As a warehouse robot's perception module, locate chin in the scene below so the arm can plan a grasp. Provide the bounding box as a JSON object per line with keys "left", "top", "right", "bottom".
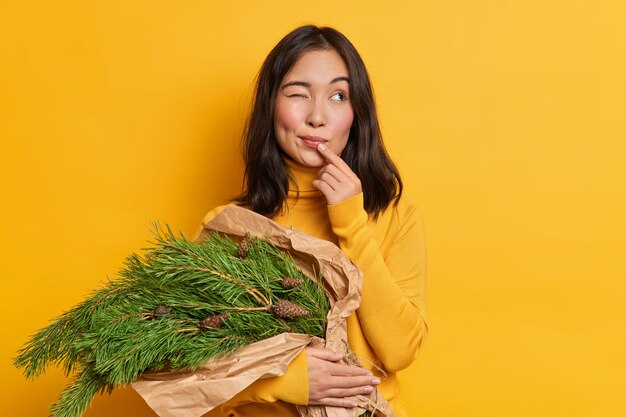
{"left": 299, "top": 155, "right": 325, "bottom": 167}
{"left": 291, "top": 149, "right": 323, "bottom": 167}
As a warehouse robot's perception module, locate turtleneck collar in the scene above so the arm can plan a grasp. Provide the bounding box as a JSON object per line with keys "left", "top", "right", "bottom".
{"left": 284, "top": 157, "right": 320, "bottom": 192}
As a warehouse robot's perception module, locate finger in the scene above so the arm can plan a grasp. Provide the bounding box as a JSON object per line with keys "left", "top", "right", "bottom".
{"left": 312, "top": 179, "right": 335, "bottom": 197}
{"left": 326, "top": 362, "right": 375, "bottom": 377}
{"left": 316, "top": 143, "right": 350, "bottom": 172}
{"left": 306, "top": 347, "right": 342, "bottom": 362}
{"left": 309, "top": 397, "right": 359, "bottom": 408}
{"left": 316, "top": 143, "right": 354, "bottom": 177}
{"left": 317, "top": 172, "right": 341, "bottom": 191}
{"left": 327, "top": 375, "right": 379, "bottom": 388}
{"left": 318, "top": 163, "right": 348, "bottom": 183}
{"left": 325, "top": 385, "right": 374, "bottom": 398}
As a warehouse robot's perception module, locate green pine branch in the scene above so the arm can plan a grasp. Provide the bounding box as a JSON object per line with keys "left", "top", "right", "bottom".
{"left": 13, "top": 224, "right": 330, "bottom": 417}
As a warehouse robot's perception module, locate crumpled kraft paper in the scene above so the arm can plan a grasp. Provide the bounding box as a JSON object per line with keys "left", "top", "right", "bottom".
{"left": 132, "top": 204, "right": 394, "bottom": 417}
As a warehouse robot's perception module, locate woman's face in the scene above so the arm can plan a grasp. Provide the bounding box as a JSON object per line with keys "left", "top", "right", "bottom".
{"left": 274, "top": 49, "right": 354, "bottom": 167}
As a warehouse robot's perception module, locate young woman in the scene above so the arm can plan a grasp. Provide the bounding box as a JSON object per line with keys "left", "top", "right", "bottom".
{"left": 195, "top": 25, "right": 428, "bottom": 417}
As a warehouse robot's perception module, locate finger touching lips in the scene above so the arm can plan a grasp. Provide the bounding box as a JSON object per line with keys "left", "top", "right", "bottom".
{"left": 316, "top": 142, "right": 336, "bottom": 160}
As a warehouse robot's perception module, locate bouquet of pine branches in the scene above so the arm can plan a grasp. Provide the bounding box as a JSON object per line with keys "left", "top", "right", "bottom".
{"left": 14, "top": 205, "right": 392, "bottom": 417}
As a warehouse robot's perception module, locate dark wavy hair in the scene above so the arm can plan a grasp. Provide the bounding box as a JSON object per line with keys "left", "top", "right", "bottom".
{"left": 235, "top": 25, "right": 403, "bottom": 218}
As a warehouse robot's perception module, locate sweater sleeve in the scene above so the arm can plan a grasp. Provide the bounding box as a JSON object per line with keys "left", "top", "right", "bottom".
{"left": 327, "top": 193, "right": 428, "bottom": 373}
{"left": 191, "top": 207, "right": 310, "bottom": 406}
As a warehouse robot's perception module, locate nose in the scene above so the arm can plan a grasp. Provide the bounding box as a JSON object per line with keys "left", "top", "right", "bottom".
{"left": 306, "top": 99, "right": 327, "bottom": 128}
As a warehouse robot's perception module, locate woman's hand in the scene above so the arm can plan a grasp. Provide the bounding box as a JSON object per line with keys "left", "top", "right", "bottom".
{"left": 313, "top": 143, "right": 362, "bottom": 205}
{"left": 306, "top": 347, "right": 380, "bottom": 408}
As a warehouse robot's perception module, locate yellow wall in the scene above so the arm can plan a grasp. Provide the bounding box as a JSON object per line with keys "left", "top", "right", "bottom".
{"left": 2, "top": 1, "right": 625, "bottom": 416}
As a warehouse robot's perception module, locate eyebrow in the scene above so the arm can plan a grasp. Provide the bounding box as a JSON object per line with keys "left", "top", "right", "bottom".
{"left": 281, "top": 76, "right": 350, "bottom": 89}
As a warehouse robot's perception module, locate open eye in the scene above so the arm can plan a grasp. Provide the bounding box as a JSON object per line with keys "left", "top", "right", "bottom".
{"left": 330, "top": 91, "right": 348, "bottom": 102}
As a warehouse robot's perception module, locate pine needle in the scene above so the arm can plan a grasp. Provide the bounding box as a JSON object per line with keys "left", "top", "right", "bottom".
{"left": 13, "top": 224, "right": 331, "bottom": 417}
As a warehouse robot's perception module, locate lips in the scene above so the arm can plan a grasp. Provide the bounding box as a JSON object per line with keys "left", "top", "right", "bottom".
{"left": 299, "top": 136, "right": 328, "bottom": 149}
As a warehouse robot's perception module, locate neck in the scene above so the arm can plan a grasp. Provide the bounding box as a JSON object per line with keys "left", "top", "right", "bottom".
{"left": 284, "top": 157, "right": 320, "bottom": 192}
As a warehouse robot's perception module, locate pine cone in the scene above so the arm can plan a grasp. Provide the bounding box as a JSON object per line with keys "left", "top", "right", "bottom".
{"left": 281, "top": 277, "right": 303, "bottom": 289}
{"left": 272, "top": 299, "right": 309, "bottom": 319}
{"left": 198, "top": 313, "right": 229, "bottom": 331}
{"left": 153, "top": 306, "right": 172, "bottom": 317}
{"left": 236, "top": 233, "right": 252, "bottom": 258}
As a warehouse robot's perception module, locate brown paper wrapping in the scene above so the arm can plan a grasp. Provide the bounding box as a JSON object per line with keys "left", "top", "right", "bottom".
{"left": 132, "top": 205, "right": 394, "bottom": 417}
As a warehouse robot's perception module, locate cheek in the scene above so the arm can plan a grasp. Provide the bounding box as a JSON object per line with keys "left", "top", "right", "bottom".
{"left": 274, "top": 100, "right": 302, "bottom": 133}
{"left": 339, "top": 109, "right": 354, "bottom": 133}
{"left": 334, "top": 107, "right": 354, "bottom": 139}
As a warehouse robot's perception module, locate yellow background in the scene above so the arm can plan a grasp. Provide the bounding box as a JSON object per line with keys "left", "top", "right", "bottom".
{"left": 2, "top": 1, "right": 625, "bottom": 416}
